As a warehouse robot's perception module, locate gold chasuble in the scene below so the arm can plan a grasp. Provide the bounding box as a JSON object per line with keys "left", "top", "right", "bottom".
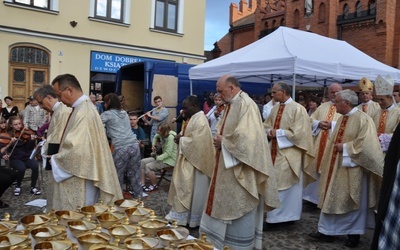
{"left": 357, "top": 101, "right": 380, "bottom": 118}
{"left": 52, "top": 99, "right": 122, "bottom": 210}
{"left": 264, "top": 100, "right": 315, "bottom": 190}
{"left": 44, "top": 102, "right": 72, "bottom": 211}
{"left": 318, "top": 109, "right": 383, "bottom": 214}
{"left": 372, "top": 105, "right": 400, "bottom": 136}
{"left": 310, "top": 102, "right": 342, "bottom": 173}
{"left": 205, "top": 92, "right": 279, "bottom": 221}
{"left": 167, "top": 111, "right": 215, "bottom": 213}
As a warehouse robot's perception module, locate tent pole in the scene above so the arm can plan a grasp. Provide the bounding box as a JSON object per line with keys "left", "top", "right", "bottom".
{"left": 292, "top": 74, "right": 296, "bottom": 101}
{"left": 190, "top": 79, "right": 193, "bottom": 95}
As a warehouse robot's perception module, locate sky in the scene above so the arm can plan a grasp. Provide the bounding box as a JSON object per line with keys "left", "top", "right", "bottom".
{"left": 204, "top": 0, "right": 234, "bottom": 51}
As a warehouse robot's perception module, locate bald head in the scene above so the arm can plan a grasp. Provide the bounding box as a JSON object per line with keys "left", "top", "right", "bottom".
{"left": 328, "top": 83, "right": 343, "bottom": 102}
{"left": 216, "top": 75, "right": 241, "bottom": 103}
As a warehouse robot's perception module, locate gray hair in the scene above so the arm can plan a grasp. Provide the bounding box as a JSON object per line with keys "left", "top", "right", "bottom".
{"left": 336, "top": 89, "right": 358, "bottom": 106}
{"left": 275, "top": 82, "right": 291, "bottom": 96}
{"left": 225, "top": 76, "right": 241, "bottom": 88}
{"left": 33, "top": 85, "right": 57, "bottom": 99}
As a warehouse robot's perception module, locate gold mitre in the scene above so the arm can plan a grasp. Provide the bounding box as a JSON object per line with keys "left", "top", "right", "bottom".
{"left": 375, "top": 75, "right": 394, "bottom": 96}
{"left": 358, "top": 77, "right": 374, "bottom": 92}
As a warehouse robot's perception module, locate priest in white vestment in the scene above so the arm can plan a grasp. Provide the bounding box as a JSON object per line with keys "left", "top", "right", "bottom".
{"left": 200, "top": 75, "right": 280, "bottom": 250}
{"left": 264, "top": 82, "right": 314, "bottom": 224}
{"left": 303, "top": 83, "right": 342, "bottom": 205}
{"left": 166, "top": 95, "right": 215, "bottom": 228}
{"left": 50, "top": 74, "right": 123, "bottom": 210}
{"left": 33, "top": 85, "right": 72, "bottom": 211}
{"left": 356, "top": 77, "right": 380, "bottom": 118}
{"left": 372, "top": 75, "right": 400, "bottom": 154}
{"left": 310, "top": 89, "right": 383, "bottom": 248}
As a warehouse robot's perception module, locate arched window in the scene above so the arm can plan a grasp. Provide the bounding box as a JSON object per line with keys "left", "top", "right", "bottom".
{"left": 356, "top": 1, "right": 362, "bottom": 17}
{"left": 318, "top": 3, "right": 326, "bottom": 22}
{"left": 272, "top": 19, "right": 276, "bottom": 28}
{"left": 10, "top": 46, "right": 49, "bottom": 65}
{"left": 264, "top": 21, "right": 269, "bottom": 28}
{"left": 368, "top": 0, "right": 376, "bottom": 15}
{"left": 294, "top": 9, "right": 300, "bottom": 28}
{"left": 280, "top": 18, "right": 285, "bottom": 26}
{"left": 343, "top": 4, "right": 349, "bottom": 19}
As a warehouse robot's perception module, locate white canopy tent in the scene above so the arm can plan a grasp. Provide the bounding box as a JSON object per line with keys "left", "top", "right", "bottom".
{"left": 190, "top": 27, "right": 400, "bottom": 95}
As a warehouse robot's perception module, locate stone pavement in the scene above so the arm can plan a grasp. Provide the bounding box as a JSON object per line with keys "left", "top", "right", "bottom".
{"left": 0, "top": 168, "right": 373, "bottom": 250}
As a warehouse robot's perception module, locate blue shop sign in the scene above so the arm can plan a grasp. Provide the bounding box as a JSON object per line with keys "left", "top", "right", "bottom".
{"left": 90, "top": 51, "right": 144, "bottom": 73}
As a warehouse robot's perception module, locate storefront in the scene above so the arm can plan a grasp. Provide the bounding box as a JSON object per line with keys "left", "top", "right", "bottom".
{"left": 89, "top": 51, "right": 163, "bottom": 97}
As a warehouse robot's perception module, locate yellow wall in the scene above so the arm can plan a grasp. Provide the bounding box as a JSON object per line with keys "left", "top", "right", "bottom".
{"left": 0, "top": 0, "right": 205, "bottom": 98}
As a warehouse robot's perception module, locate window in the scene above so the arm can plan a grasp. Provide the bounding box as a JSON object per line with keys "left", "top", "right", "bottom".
{"left": 343, "top": 4, "right": 349, "bottom": 19}
{"left": 356, "top": 1, "right": 362, "bottom": 17}
{"left": 155, "top": 0, "right": 178, "bottom": 32}
{"left": 95, "top": 0, "right": 123, "bottom": 22}
{"left": 10, "top": 47, "right": 49, "bottom": 65}
{"left": 5, "top": 0, "right": 59, "bottom": 12}
{"left": 13, "top": 0, "right": 50, "bottom": 9}
{"left": 293, "top": 10, "right": 300, "bottom": 28}
{"left": 318, "top": 3, "right": 326, "bottom": 22}
{"left": 368, "top": 0, "right": 376, "bottom": 15}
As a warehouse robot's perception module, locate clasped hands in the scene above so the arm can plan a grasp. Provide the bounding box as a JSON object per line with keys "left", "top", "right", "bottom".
{"left": 267, "top": 129, "right": 276, "bottom": 139}
{"left": 318, "top": 121, "right": 332, "bottom": 130}
{"left": 213, "top": 135, "right": 222, "bottom": 149}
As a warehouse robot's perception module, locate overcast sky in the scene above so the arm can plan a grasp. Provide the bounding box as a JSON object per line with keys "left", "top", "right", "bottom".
{"left": 205, "top": 0, "right": 233, "bottom": 50}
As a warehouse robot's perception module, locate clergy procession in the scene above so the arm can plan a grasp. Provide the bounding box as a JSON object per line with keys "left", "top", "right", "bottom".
{"left": 0, "top": 72, "right": 400, "bottom": 250}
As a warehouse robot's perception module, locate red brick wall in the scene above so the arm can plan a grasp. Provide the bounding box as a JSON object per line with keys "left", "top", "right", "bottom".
{"left": 215, "top": 0, "right": 400, "bottom": 69}
{"left": 232, "top": 27, "right": 255, "bottom": 50}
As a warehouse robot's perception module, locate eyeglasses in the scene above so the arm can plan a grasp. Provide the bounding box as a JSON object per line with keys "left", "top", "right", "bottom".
{"left": 37, "top": 96, "right": 47, "bottom": 105}
{"left": 56, "top": 86, "right": 69, "bottom": 98}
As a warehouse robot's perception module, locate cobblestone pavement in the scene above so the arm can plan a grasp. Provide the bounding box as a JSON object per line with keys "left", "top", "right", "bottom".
{"left": 0, "top": 169, "right": 373, "bottom": 250}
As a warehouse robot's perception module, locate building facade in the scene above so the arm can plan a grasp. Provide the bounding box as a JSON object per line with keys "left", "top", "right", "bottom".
{"left": 215, "top": 0, "right": 400, "bottom": 72}
{"left": 0, "top": 0, "right": 206, "bottom": 110}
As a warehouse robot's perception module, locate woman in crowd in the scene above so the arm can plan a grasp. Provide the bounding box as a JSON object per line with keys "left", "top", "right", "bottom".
{"left": 101, "top": 93, "right": 142, "bottom": 198}
{"left": 0, "top": 117, "right": 7, "bottom": 133}
{"left": 1, "top": 96, "right": 18, "bottom": 121}
{"left": 307, "top": 95, "right": 321, "bottom": 116}
{"left": 2, "top": 116, "right": 40, "bottom": 196}
{"left": 96, "top": 94, "right": 105, "bottom": 111}
{"left": 206, "top": 94, "right": 225, "bottom": 137}
{"left": 202, "top": 92, "right": 214, "bottom": 114}
{"left": 140, "top": 122, "right": 177, "bottom": 192}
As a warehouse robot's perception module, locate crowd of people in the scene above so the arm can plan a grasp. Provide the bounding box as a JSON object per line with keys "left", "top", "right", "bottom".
{"left": 0, "top": 72, "right": 399, "bottom": 250}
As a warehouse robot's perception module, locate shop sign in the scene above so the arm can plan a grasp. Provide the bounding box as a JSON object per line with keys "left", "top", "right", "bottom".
{"left": 90, "top": 51, "right": 144, "bottom": 73}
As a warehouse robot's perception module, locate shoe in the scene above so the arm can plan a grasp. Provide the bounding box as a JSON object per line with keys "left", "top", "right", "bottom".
{"left": 141, "top": 184, "right": 147, "bottom": 192}
{"left": 143, "top": 184, "right": 158, "bottom": 192}
{"left": 344, "top": 235, "right": 360, "bottom": 248}
{"left": 14, "top": 187, "right": 21, "bottom": 196}
{"left": 30, "top": 187, "right": 41, "bottom": 195}
{"left": 309, "top": 231, "right": 334, "bottom": 242}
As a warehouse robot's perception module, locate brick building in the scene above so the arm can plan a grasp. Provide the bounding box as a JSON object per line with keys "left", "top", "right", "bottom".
{"left": 213, "top": 0, "right": 400, "bottom": 70}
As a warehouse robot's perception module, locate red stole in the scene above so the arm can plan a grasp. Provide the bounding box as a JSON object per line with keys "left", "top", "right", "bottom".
{"left": 271, "top": 104, "right": 285, "bottom": 164}
{"left": 316, "top": 104, "right": 336, "bottom": 171}
{"left": 362, "top": 104, "right": 367, "bottom": 112}
{"left": 323, "top": 116, "right": 349, "bottom": 203}
{"left": 206, "top": 104, "right": 231, "bottom": 216}
{"left": 377, "top": 110, "right": 388, "bottom": 134}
